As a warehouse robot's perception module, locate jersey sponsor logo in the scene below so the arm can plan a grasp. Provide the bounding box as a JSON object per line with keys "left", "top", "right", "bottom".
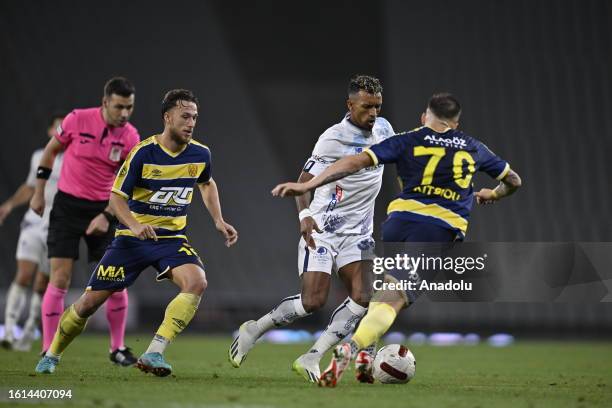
{"left": 424, "top": 134, "right": 467, "bottom": 149}
{"left": 150, "top": 169, "right": 163, "bottom": 177}
{"left": 149, "top": 187, "right": 194, "bottom": 205}
{"left": 316, "top": 246, "right": 328, "bottom": 255}
{"left": 96, "top": 265, "right": 126, "bottom": 281}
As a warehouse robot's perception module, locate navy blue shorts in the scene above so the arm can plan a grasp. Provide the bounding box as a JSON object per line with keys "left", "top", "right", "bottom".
{"left": 381, "top": 215, "right": 461, "bottom": 242}
{"left": 86, "top": 236, "right": 204, "bottom": 291}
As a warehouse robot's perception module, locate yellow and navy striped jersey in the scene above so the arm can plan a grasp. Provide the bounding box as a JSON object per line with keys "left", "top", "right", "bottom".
{"left": 365, "top": 126, "right": 510, "bottom": 237}
{"left": 112, "top": 135, "right": 212, "bottom": 239}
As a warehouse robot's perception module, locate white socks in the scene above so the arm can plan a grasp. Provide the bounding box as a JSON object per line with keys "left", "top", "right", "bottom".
{"left": 21, "top": 292, "right": 42, "bottom": 341}
{"left": 145, "top": 334, "right": 170, "bottom": 354}
{"left": 3, "top": 283, "right": 28, "bottom": 341}
{"left": 255, "top": 294, "right": 309, "bottom": 337}
{"left": 307, "top": 297, "right": 367, "bottom": 359}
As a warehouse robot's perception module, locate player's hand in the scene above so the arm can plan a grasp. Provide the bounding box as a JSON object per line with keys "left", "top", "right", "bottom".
{"left": 301, "top": 216, "right": 322, "bottom": 249}
{"left": 475, "top": 188, "right": 499, "bottom": 205}
{"left": 271, "top": 182, "right": 309, "bottom": 197}
{"left": 29, "top": 191, "right": 45, "bottom": 217}
{"left": 129, "top": 223, "right": 159, "bottom": 241}
{"left": 215, "top": 220, "right": 238, "bottom": 247}
{"left": 0, "top": 202, "right": 13, "bottom": 225}
{"left": 86, "top": 213, "right": 110, "bottom": 236}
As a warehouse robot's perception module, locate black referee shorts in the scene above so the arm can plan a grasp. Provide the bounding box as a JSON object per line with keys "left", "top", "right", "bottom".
{"left": 47, "top": 190, "right": 115, "bottom": 262}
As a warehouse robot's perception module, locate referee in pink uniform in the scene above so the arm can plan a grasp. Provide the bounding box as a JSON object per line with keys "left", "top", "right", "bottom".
{"left": 30, "top": 77, "right": 141, "bottom": 365}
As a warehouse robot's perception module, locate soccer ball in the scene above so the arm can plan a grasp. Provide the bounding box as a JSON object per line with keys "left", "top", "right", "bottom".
{"left": 372, "top": 344, "right": 416, "bottom": 384}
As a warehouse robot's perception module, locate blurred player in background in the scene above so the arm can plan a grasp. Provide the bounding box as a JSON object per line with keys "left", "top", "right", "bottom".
{"left": 230, "top": 75, "right": 395, "bottom": 384}
{"left": 0, "top": 113, "right": 64, "bottom": 351}
{"left": 35, "top": 89, "right": 238, "bottom": 376}
{"left": 273, "top": 93, "right": 522, "bottom": 386}
{"left": 30, "top": 77, "right": 140, "bottom": 365}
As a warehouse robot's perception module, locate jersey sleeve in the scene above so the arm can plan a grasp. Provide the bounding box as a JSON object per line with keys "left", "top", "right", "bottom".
{"left": 476, "top": 142, "right": 510, "bottom": 180}
{"left": 302, "top": 135, "right": 343, "bottom": 176}
{"left": 121, "top": 128, "right": 141, "bottom": 161}
{"left": 366, "top": 133, "right": 408, "bottom": 166}
{"left": 112, "top": 147, "right": 143, "bottom": 199}
{"left": 55, "top": 110, "right": 78, "bottom": 146}
{"left": 197, "top": 148, "right": 212, "bottom": 183}
{"left": 25, "top": 150, "right": 42, "bottom": 187}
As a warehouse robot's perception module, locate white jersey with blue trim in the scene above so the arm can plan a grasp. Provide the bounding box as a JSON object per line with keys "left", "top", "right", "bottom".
{"left": 303, "top": 114, "right": 394, "bottom": 235}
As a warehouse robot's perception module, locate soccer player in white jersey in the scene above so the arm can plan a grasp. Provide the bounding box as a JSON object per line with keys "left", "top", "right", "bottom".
{"left": 0, "top": 113, "right": 64, "bottom": 351}
{"left": 229, "top": 75, "right": 394, "bottom": 383}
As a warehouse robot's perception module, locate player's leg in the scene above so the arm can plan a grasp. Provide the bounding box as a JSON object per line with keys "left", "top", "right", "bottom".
{"left": 36, "top": 289, "right": 113, "bottom": 374}
{"left": 319, "top": 290, "right": 406, "bottom": 387}
{"left": 85, "top": 230, "right": 135, "bottom": 366}
{"left": 13, "top": 270, "right": 48, "bottom": 352}
{"left": 138, "top": 262, "right": 206, "bottom": 377}
{"left": 1, "top": 260, "right": 37, "bottom": 349}
{"left": 229, "top": 238, "right": 333, "bottom": 369}
{"left": 295, "top": 260, "right": 371, "bottom": 383}
{"left": 41, "top": 257, "right": 73, "bottom": 352}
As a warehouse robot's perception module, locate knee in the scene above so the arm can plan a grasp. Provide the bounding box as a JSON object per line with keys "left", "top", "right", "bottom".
{"left": 50, "top": 267, "right": 71, "bottom": 289}
{"left": 185, "top": 274, "right": 207, "bottom": 296}
{"left": 301, "top": 293, "right": 326, "bottom": 313}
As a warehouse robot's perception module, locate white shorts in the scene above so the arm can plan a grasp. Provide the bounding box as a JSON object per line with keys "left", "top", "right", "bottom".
{"left": 297, "top": 232, "right": 376, "bottom": 275}
{"left": 16, "top": 220, "right": 50, "bottom": 275}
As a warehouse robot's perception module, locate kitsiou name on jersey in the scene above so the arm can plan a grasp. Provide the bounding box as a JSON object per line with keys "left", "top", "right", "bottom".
{"left": 424, "top": 135, "right": 467, "bottom": 149}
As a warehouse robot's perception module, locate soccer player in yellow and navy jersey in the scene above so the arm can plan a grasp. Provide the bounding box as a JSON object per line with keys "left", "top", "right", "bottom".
{"left": 35, "top": 89, "right": 238, "bottom": 376}
{"left": 272, "top": 93, "right": 521, "bottom": 386}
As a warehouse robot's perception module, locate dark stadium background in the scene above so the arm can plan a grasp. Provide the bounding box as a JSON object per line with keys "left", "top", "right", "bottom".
{"left": 1, "top": 0, "right": 610, "bottom": 337}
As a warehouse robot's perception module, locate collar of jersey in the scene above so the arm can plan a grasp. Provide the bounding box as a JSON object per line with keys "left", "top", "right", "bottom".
{"left": 342, "top": 114, "right": 373, "bottom": 136}
{"left": 153, "top": 134, "right": 189, "bottom": 158}
{"left": 424, "top": 125, "right": 453, "bottom": 134}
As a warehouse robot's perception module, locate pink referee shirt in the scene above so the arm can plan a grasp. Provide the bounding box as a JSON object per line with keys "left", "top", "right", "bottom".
{"left": 55, "top": 107, "right": 140, "bottom": 201}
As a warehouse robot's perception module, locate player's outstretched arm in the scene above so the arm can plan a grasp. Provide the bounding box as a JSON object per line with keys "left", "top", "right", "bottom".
{"left": 475, "top": 169, "right": 522, "bottom": 205}
{"left": 109, "top": 192, "right": 158, "bottom": 241}
{"left": 198, "top": 179, "right": 238, "bottom": 247}
{"left": 271, "top": 152, "right": 374, "bottom": 197}
{"left": 0, "top": 183, "right": 35, "bottom": 225}
{"left": 30, "top": 137, "right": 63, "bottom": 216}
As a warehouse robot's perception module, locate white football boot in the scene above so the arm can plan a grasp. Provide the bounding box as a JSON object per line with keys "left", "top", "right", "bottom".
{"left": 228, "top": 320, "right": 260, "bottom": 368}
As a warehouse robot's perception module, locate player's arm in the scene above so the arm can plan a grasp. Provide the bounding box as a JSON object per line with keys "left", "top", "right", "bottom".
{"left": 0, "top": 184, "right": 35, "bottom": 225}
{"left": 272, "top": 152, "right": 373, "bottom": 197}
{"left": 197, "top": 179, "right": 238, "bottom": 247}
{"left": 109, "top": 192, "right": 158, "bottom": 241}
{"left": 30, "top": 137, "right": 63, "bottom": 216}
{"left": 475, "top": 169, "right": 522, "bottom": 204}
{"left": 295, "top": 171, "right": 322, "bottom": 249}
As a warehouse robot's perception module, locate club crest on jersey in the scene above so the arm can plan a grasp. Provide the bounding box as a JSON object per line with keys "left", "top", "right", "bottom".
{"left": 424, "top": 134, "right": 467, "bottom": 149}
{"left": 188, "top": 164, "right": 198, "bottom": 177}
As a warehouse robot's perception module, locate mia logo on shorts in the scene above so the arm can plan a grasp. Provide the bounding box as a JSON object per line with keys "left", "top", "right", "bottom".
{"left": 97, "top": 265, "right": 126, "bottom": 281}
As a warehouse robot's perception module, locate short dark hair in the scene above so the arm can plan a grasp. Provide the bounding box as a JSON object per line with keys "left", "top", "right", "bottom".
{"left": 47, "top": 111, "right": 65, "bottom": 128}
{"left": 104, "top": 76, "right": 135, "bottom": 98}
{"left": 161, "top": 89, "right": 199, "bottom": 118}
{"left": 348, "top": 74, "right": 383, "bottom": 96}
{"left": 428, "top": 93, "right": 461, "bottom": 119}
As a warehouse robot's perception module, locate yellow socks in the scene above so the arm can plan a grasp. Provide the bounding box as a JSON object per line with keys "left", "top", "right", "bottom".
{"left": 351, "top": 302, "right": 397, "bottom": 350}
{"left": 48, "top": 305, "right": 88, "bottom": 357}
{"left": 155, "top": 293, "right": 200, "bottom": 342}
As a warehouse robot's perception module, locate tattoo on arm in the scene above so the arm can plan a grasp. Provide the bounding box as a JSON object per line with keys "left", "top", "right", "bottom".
{"left": 494, "top": 170, "right": 521, "bottom": 199}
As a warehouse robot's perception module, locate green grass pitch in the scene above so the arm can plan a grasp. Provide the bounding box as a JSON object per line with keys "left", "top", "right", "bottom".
{"left": 1, "top": 335, "right": 611, "bottom": 407}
